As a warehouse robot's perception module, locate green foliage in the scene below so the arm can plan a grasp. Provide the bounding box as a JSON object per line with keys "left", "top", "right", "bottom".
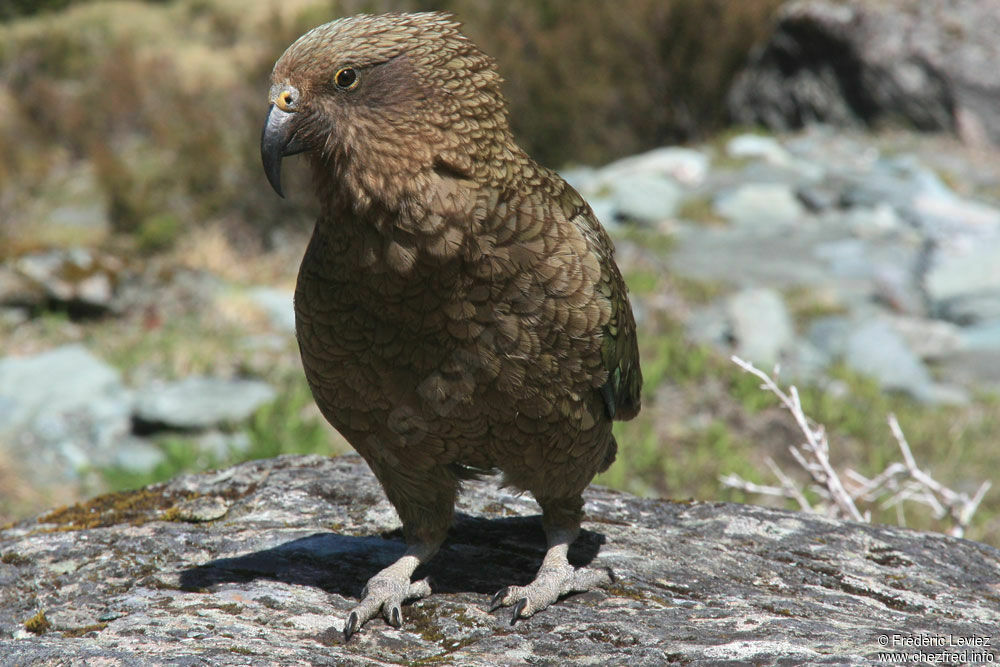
{"left": 594, "top": 312, "right": 998, "bottom": 543}
{"left": 244, "top": 374, "right": 333, "bottom": 460}
{"left": 0, "top": 0, "right": 783, "bottom": 250}
{"left": 137, "top": 213, "right": 182, "bottom": 253}
{"left": 100, "top": 435, "right": 222, "bottom": 491}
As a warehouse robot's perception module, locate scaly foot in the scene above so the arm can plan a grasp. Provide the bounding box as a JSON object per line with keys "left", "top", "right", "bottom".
{"left": 343, "top": 573, "right": 432, "bottom": 640}
{"left": 489, "top": 564, "right": 612, "bottom": 623}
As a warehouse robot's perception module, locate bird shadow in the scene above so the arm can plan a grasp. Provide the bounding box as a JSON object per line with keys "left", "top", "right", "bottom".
{"left": 178, "top": 512, "right": 606, "bottom": 600}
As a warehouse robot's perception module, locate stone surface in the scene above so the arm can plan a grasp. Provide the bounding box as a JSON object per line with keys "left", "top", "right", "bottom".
{"left": 926, "top": 243, "right": 1000, "bottom": 321}
{"left": 134, "top": 376, "right": 277, "bottom": 430}
{"left": 713, "top": 182, "right": 805, "bottom": 227}
{"left": 843, "top": 321, "right": 966, "bottom": 405}
{"left": 12, "top": 248, "right": 124, "bottom": 316}
{"left": 0, "top": 345, "right": 123, "bottom": 436}
{"left": 611, "top": 172, "right": 682, "bottom": 225}
{"left": 0, "top": 455, "right": 997, "bottom": 664}
{"left": 725, "top": 288, "right": 795, "bottom": 368}
{"left": 247, "top": 286, "right": 296, "bottom": 334}
{"left": 728, "top": 0, "right": 1000, "bottom": 145}
{"left": 0, "top": 345, "right": 136, "bottom": 490}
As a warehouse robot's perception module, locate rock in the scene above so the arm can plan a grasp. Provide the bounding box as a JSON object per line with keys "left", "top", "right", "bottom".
{"left": 725, "top": 288, "right": 795, "bottom": 368}
{"left": 937, "top": 294, "right": 1000, "bottom": 327}
{"left": 726, "top": 133, "right": 792, "bottom": 165}
{"left": 807, "top": 316, "right": 852, "bottom": 360}
{"left": 911, "top": 191, "right": 1000, "bottom": 240}
{"left": 134, "top": 376, "right": 276, "bottom": 431}
{"left": 0, "top": 264, "right": 46, "bottom": 308}
{"left": 247, "top": 286, "right": 296, "bottom": 334}
{"left": 110, "top": 437, "right": 167, "bottom": 473}
{"left": 926, "top": 243, "right": 1000, "bottom": 323}
{"left": 558, "top": 166, "right": 599, "bottom": 193}
{"left": 795, "top": 183, "right": 840, "bottom": 213}
{"left": 571, "top": 147, "right": 708, "bottom": 226}
{"left": 844, "top": 203, "right": 904, "bottom": 238}
{"left": 0, "top": 455, "right": 996, "bottom": 664}
{"left": 0, "top": 345, "right": 126, "bottom": 438}
{"left": 885, "top": 315, "right": 963, "bottom": 361}
{"left": 843, "top": 321, "right": 966, "bottom": 404}
{"left": 585, "top": 197, "right": 619, "bottom": 230}
{"left": 713, "top": 182, "right": 806, "bottom": 227}
{"left": 959, "top": 319, "right": 1000, "bottom": 351}
{"left": 781, "top": 339, "right": 831, "bottom": 381}
{"left": 194, "top": 431, "right": 253, "bottom": 461}
{"left": 728, "top": 0, "right": 1000, "bottom": 145}
{"left": 0, "top": 345, "right": 135, "bottom": 487}
{"left": 611, "top": 172, "right": 682, "bottom": 225}
{"left": 599, "top": 146, "right": 710, "bottom": 188}
{"left": 11, "top": 248, "right": 124, "bottom": 317}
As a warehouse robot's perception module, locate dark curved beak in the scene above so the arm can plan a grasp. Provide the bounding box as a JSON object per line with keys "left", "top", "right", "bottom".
{"left": 261, "top": 101, "right": 308, "bottom": 198}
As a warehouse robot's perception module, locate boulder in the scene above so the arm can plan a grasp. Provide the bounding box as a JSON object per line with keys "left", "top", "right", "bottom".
{"left": 133, "top": 376, "right": 277, "bottom": 431}
{"left": 1, "top": 455, "right": 997, "bottom": 664}
{"left": 0, "top": 345, "right": 135, "bottom": 485}
{"left": 728, "top": 0, "right": 1000, "bottom": 145}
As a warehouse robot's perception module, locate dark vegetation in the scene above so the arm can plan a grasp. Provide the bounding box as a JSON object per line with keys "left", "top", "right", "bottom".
{"left": 0, "top": 0, "right": 782, "bottom": 254}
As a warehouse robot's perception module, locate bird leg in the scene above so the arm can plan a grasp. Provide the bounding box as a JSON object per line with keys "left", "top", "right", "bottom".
{"left": 489, "top": 497, "right": 612, "bottom": 623}
{"left": 343, "top": 464, "right": 456, "bottom": 640}
{"left": 343, "top": 540, "right": 438, "bottom": 640}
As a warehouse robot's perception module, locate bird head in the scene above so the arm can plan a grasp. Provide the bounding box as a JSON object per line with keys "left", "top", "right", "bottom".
{"left": 261, "top": 12, "right": 513, "bottom": 206}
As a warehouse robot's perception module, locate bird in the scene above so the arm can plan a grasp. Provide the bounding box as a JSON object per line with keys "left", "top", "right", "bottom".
{"left": 260, "top": 11, "right": 641, "bottom": 640}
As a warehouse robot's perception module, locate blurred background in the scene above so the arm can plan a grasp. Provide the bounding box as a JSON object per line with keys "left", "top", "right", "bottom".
{"left": 2, "top": 0, "right": 999, "bottom": 545}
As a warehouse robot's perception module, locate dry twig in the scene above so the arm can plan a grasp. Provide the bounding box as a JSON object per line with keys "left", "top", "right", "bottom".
{"left": 722, "top": 356, "right": 990, "bottom": 538}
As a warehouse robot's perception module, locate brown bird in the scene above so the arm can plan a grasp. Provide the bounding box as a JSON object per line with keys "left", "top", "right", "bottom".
{"left": 261, "top": 12, "right": 641, "bottom": 639}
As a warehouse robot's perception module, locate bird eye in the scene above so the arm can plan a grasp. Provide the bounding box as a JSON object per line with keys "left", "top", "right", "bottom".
{"left": 334, "top": 67, "right": 359, "bottom": 90}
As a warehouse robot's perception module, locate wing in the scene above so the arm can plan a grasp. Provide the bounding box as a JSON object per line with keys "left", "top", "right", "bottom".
{"left": 555, "top": 179, "right": 642, "bottom": 422}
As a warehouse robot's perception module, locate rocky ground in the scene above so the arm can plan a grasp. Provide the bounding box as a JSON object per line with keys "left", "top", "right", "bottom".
{"left": 568, "top": 127, "right": 1000, "bottom": 404}
{"left": 3, "top": 126, "right": 1000, "bottom": 541}
{"left": 1, "top": 455, "right": 997, "bottom": 665}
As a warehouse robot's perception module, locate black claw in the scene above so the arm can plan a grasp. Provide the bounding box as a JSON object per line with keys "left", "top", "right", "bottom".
{"left": 606, "top": 567, "right": 617, "bottom": 584}
{"left": 360, "top": 585, "right": 369, "bottom": 599}
{"left": 489, "top": 587, "right": 509, "bottom": 612}
{"left": 510, "top": 598, "right": 528, "bottom": 625}
{"left": 389, "top": 605, "right": 402, "bottom": 628}
{"left": 344, "top": 611, "right": 359, "bottom": 641}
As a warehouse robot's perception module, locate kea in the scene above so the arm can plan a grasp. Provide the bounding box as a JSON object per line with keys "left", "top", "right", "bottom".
{"left": 260, "top": 12, "right": 641, "bottom": 639}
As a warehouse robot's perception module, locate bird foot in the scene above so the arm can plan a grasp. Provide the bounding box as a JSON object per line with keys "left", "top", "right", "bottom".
{"left": 343, "top": 573, "right": 432, "bottom": 640}
{"left": 488, "top": 564, "right": 612, "bottom": 624}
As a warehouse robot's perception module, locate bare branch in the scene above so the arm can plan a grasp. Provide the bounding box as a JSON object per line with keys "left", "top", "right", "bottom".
{"left": 727, "top": 356, "right": 991, "bottom": 538}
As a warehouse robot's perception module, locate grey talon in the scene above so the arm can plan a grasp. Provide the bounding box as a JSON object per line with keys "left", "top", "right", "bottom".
{"left": 344, "top": 611, "right": 359, "bottom": 641}
{"left": 489, "top": 589, "right": 508, "bottom": 612}
{"left": 511, "top": 598, "right": 528, "bottom": 624}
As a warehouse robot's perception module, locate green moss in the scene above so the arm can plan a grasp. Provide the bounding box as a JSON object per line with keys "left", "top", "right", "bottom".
{"left": 60, "top": 622, "right": 108, "bottom": 637}
{"left": 677, "top": 196, "right": 725, "bottom": 225}
{"left": 1, "top": 552, "right": 30, "bottom": 566}
{"left": 37, "top": 486, "right": 196, "bottom": 531}
{"left": 136, "top": 213, "right": 182, "bottom": 253}
{"left": 403, "top": 602, "right": 446, "bottom": 644}
{"left": 24, "top": 610, "right": 51, "bottom": 634}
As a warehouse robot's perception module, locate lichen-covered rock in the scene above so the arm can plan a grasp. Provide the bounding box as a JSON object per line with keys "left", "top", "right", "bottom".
{"left": 728, "top": 0, "right": 1000, "bottom": 145}
{"left": 1, "top": 455, "right": 997, "bottom": 664}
